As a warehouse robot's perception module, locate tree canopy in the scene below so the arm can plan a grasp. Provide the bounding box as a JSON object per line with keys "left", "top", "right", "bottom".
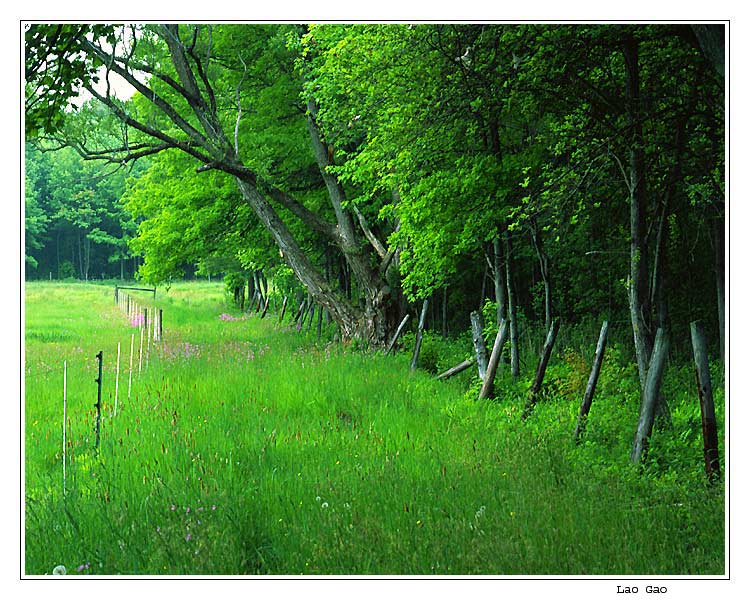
{"left": 24, "top": 23, "right": 725, "bottom": 359}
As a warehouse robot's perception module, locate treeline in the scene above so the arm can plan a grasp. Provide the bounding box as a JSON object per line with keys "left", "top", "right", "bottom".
{"left": 24, "top": 24, "right": 725, "bottom": 363}
{"left": 24, "top": 143, "right": 144, "bottom": 280}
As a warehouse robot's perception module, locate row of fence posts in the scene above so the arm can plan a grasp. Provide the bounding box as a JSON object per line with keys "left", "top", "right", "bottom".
{"left": 387, "top": 299, "right": 722, "bottom": 483}
{"left": 115, "top": 286, "right": 163, "bottom": 343}
{"left": 61, "top": 286, "right": 166, "bottom": 495}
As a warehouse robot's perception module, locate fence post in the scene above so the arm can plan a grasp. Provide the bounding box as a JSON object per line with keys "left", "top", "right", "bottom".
{"left": 574, "top": 320, "right": 609, "bottom": 443}
{"left": 410, "top": 300, "right": 429, "bottom": 371}
{"left": 631, "top": 328, "right": 670, "bottom": 464}
{"left": 279, "top": 296, "right": 288, "bottom": 323}
{"left": 522, "top": 319, "right": 561, "bottom": 419}
{"left": 470, "top": 310, "right": 489, "bottom": 380}
{"left": 94, "top": 351, "right": 103, "bottom": 452}
{"left": 159, "top": 308, "right": 163, "bottom": 341}
{"left": 478, "top": 319, "right": 509, "bottom": 401}
{"left": 385, "top": 314, "right": 410, "bottom": 356}
{"left": 690, "top": 321, "right": 721, "bottom": 481}
{"left": 437, "top": 358, "right": 475, "bottom": 381}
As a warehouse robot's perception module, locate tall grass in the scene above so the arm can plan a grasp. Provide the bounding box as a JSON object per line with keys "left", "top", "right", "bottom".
{"left": 24, "top": 281, "right": 724, "bottom": 575}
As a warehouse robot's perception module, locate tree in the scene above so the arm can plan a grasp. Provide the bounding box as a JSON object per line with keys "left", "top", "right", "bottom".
{"left": 26, "top": 23, "right": 402, "bottom": 344}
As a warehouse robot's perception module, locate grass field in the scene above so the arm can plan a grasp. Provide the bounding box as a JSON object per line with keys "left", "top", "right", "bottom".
{"left": 23, "top": 281, "right": 725, "bottom": 576}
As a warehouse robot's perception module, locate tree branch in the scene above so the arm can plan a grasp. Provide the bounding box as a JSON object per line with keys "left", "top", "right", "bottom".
{"left": 352, "top": 203, "right": 387, "bottom": 259}
{"left": 265, "top": 186, "right": 338, "bottom": 239}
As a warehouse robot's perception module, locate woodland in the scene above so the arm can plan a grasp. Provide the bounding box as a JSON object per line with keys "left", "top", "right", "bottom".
{"left": 23, "top": 22, "right": 727, "bottom": 577}
{"left": 25, "top": 24, "right": 725, "bottom": 355}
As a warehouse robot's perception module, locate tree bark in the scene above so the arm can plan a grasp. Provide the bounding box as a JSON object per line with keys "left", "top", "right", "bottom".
{"left": 623, "top": 33, "right": 671, "bottom": 427}
{"left": 530, "top": 220, "right": 552, "bottom": 331}
{"left": 306, "top": 98, "right": 396, "bottom": 344}
{"left": 712, "top": 216, "right": 725, "bottom": 362}
{"left": 493, "top": 236, "right": 506, "bottom": 325}
{"left": 623, "top": 33, "right": 653, "bottom": 396}
{"left": 504, "top": 232, "right": 520, "bottom": 378}
{"left": 690, "top": 320, "right": 721, "bottom": 481}
{"left": 234, "top": 177, "right": 361, "bottom": 340}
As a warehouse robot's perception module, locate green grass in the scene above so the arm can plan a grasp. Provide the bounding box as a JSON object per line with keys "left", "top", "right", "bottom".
{"left": 24, "top": 281, "right": 725, "bottom": 576}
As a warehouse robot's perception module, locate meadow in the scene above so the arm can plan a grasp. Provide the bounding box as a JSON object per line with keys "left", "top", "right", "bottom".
{"left": 23, "top": 281, "right": 725, "bottom": 576}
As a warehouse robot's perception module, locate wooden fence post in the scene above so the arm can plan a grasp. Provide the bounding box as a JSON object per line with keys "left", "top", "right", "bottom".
{"left": 478, "top": 319, "right": 509, "bottom": 400}
{"left": 631, "top": 328, "right": 670, "bottom": 463}
{"left": 385, "top": 314, "right": 410, "bottom": 356}
{"left": 94, "top": 351, "right": 103, "bottom": 453}
{"left": 522, "top": 319, "right": 560, "bottom": 419}
{"left": 316, "top": 303, "right": 324, "bottom": 339}
{"left": 158, "top": 308, "right": 163, "bottom": 341}
{"left": 470, "top": 310, "right": 489, "bottom": 380}
{"left": 410, "top": 300, "right": 429, "bottom": 371}
{"left": 690, "top": 321, "right": 721, "bottom": 481}
{"left": 574, "top": 320, "right": 609, "bottom": 442}
{"left": 437, "top": 358, "right": 475, "bottom": 381}
{"left": 279, "top": 296, "right": 288, "bottom": 323}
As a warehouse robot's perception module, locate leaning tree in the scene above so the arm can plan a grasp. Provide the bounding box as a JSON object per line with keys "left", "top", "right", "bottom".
{"left": 25, "top": 23, "right": 401, "bottom": 344}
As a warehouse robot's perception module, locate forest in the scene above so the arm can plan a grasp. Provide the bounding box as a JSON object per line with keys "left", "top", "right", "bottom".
{"left": 25, "top": 24, "right": 725, "bottom": 348}
{"left": 23, "top": 23, "right": 726, "bottom": 578}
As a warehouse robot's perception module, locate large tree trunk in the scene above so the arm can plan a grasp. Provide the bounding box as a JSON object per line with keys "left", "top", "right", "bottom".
{"left": 234, "top": 177, "right": 362, "bottom": 340}
{"left": 623, "top": 33, "right": 671, "bottom": 426}
{"left": 493, "top": 236, "right": 506, "bottom": 326}
{"left": 623, "top": 33, "right": 653, "bottom": 394}
{"left": 306, "top": 99, "right": 397, "bottom": 344}
{"left": 530, "top": 220, "right": 552, "bottom": 331}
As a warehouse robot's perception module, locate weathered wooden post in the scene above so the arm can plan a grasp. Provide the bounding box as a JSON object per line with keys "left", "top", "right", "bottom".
{"left": 94, "top": 351, "right": 103, "bottom": 452}
{"left": 470, "top": 310, "right": 489, "bottom": 380}
{"left": 410, "top": 300, "right": 429, "bottom": 371}
{"left": 690, "top": 321, "right": 721, "bottom": 481}
{"left": 142, "top": 307, "right": 148, "bottom": 330}
{"left": 115, "top": 285, "right": 119, "bottom": 304}
{"left": 631, "top": 328, "right": 670, "bottom": 464}
{"left": 261, "top": 296, "right": 270, "bottom": 319}
{"left": 478, "top": 319, "right": 509, "bottom": 400}
{"left": 385, "top": 314, "right": 411, "bottom": 356}
{"left": 574, "top": 320, "right": 609, "bottom": 442}
{"left": 437, "top": 358, "right": 475, "bottom": 381}
{"left": 522, "top": 319, "right": 561, "bottom": 419}
{"left": 316, "top": 303, "right": 324, "bottom": 339}
{"left": 279, "top": 296, "right": 288, "bottom": 323}
{"left": 293, "top": 298, "right": 306, "bottom": 323}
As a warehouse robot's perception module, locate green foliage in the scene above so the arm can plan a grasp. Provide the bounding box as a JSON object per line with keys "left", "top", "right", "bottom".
{"left": 25, "top": 24, "right": 118, "bottom": 137}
